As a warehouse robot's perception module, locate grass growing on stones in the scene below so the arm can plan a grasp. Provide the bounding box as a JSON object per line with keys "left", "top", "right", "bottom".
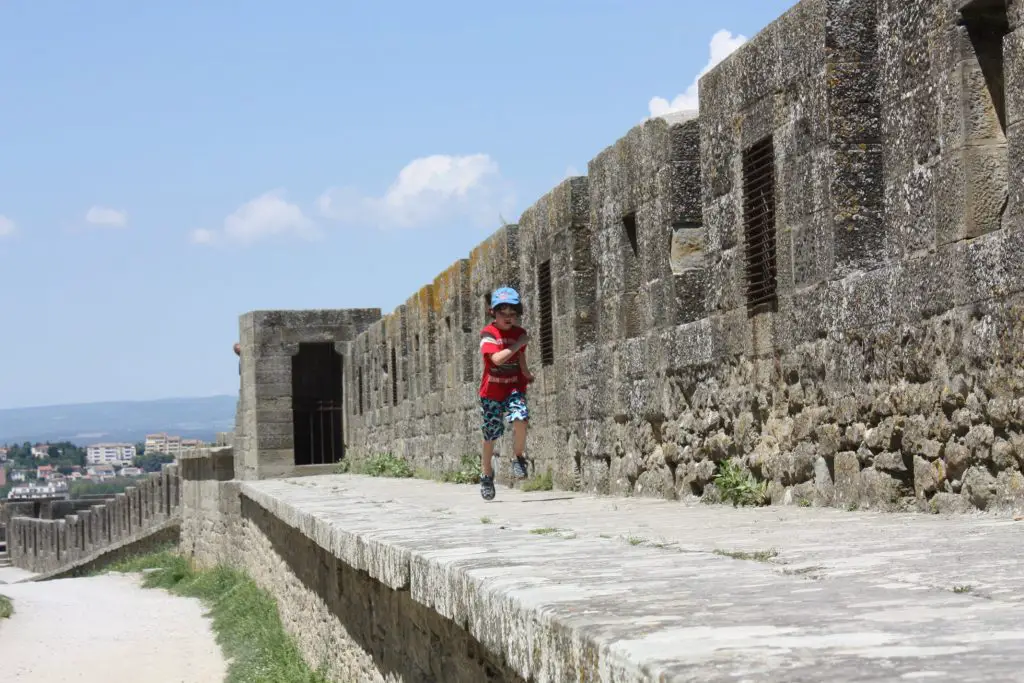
{"left": 340, "top": 453, "right": 483, "bottom": 483}
{"left": 714, "top": 548, "right": 779, "bottom": 563}
{"left": 108, "top": 550, "right": 329, "bottom": 683}
{"left": 521, "top": 469, "right": 554, "bottom": 492}
{"left": 338, "top": 453, "right": 414, "bottom": 479}
{"left": 0, "top": 594, "right": 12, "bottom": 619}
{"left": 438, "top": 454, "right": 483, "bottom": 484}
{"left": 713, "top": 460, "right": 769, "bottom": 507}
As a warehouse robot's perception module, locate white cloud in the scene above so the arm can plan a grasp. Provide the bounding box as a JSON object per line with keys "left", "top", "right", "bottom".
{"left": 189, "top": 228, "right": 216, "bottom": 245}
{"left": 190, "top": 190, "right": 316, "bottom": 246}
{"left": 648, "top": 29, "right": 748, "bottom": 118}
{"left": 317, "top": 153, "right": 515, "bottom": 230}
{"left": 85, "top": 205, "right": 128, "bottom": 228}
{"left": 0, "top": 215, "right": 15, "bottom": 237}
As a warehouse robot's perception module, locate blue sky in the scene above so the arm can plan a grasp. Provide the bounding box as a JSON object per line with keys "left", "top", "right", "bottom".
{"left": 0, "top": 0, "right": 793, "bottom": 409}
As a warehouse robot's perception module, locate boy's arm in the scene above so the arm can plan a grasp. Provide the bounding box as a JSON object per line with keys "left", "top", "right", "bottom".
{"left": 520, "top": 350, "right": 534, "bottom": 382}
{"left": 488, "top": 332, "right": 528, "bottom": 366}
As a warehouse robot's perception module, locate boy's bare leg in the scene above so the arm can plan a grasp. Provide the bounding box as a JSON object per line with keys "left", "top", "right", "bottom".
{"left": 512, "top": 420, "right": 528, "bottom": 458}
{"left": 481, "top": 439, "right": 496, "bottom": 477}
{"left": 510, "top": 420, "right": 529, "bottom": 478}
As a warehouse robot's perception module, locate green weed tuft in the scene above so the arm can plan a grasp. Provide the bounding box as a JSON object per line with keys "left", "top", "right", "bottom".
{"left": 713, "top": 460, "right": 769, "bottom": 507}
{"left": 440, "top": 454, "right": 483, "bottom": 484}
{"left": 713, "top": 548, "right": 779, "bottom": 563}
{"left": 521, "top": 468, "right": 554, "bottom": 492}
{"left": 339, "top": 453, "right": 414, "bottom": 479}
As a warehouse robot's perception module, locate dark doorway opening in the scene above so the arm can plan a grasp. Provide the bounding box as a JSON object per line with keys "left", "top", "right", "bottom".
{"left": 291, "top": 342, "right": 344, "bottom": 466}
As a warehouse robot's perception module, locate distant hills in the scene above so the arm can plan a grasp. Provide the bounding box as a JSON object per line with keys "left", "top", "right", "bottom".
{"left": 0, "top": 395, "right": 237, "bottom": 446}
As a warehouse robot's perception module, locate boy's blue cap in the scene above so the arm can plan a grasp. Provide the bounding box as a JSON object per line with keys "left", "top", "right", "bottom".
{"left": 491, "top": 287, "right": 521, "bottom": 308}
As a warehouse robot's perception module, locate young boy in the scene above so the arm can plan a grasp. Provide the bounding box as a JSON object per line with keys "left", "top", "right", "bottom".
{"left": 478, "top": 286, "right": 534, "bottom": 500}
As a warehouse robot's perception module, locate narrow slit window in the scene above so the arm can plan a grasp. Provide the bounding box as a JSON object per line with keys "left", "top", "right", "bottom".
{"left": 537, "top": 260, "right": 555, "bottom": 367}
{"left": 961, "top": 0, "right": 1009, "bottom": 135}
{"left": 622, "top": 212, "right": 639, "bottom": 256}
{"left": 742, "top": 136, "right": 778, "bottom": 315}
{"left": 390, "top": 346, "right": 398, "bottom": 406}
{"left": 357, "top": 367, "right": 364, "bottom": 415}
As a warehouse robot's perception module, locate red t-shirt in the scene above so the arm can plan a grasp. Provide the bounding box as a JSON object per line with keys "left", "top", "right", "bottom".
{"left": 479, "top": 323, "right": 528, "bottom": 400}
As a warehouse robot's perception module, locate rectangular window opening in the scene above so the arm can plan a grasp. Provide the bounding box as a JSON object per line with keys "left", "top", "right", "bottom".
{"left": 742, "top": 136, "right": 778, "bottom": 315}
{"left": 622, "top": 212, "right": 639, "bottom": 256}
{"left": 961, "top": 0, "right": 1010, "bottom": 134}
{"left": 537, "top": 260, "right": 555, "bottom": 367}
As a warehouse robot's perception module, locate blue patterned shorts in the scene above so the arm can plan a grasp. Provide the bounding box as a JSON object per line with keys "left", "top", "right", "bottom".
{"left": 480, "top": 391, "right": 529, "bottom": 442}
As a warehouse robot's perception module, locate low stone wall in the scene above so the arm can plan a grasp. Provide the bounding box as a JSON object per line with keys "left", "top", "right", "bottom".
{"left": 34, "top": 519, "right": 181, "bottom": 581}
{"left": 7, "top": 467, "right": 181, "bottom": 574}
{"left": 179, "top": 448, "right": 524, "bottom": 683}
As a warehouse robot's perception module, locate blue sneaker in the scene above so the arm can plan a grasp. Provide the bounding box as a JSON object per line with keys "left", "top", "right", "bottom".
{"left": 512, "top": 456, "right": 528, "bottom": 479}
{"left": 480, "top": 474, "right": 495, "bottom": 501}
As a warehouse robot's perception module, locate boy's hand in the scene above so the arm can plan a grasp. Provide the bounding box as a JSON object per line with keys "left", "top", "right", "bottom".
{"left": 523, "top": 371, "right": 535, "bottom": 384}
{"left": 514, "top": 332, "right": 529, "bottom": 350}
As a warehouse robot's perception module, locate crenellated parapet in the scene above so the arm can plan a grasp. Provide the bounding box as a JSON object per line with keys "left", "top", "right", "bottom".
{"left": 6, "top": 467, "right": 181, "bottom": 575}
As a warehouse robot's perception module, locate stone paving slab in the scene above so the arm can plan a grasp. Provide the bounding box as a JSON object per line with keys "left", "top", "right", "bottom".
{"left": 0, "top": 566, "right": 37, "bottom": 584}
{"left": 244, "top": 474, "right": 1024, "bottom": 683}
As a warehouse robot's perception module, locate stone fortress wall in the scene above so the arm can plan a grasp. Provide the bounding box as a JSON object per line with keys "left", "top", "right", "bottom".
{"left": 238, "top": 0, "right": 1024, "bottom": 512}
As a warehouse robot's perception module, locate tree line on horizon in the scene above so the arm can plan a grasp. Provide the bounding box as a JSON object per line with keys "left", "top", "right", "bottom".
{"left": 2, "top": 441, "right": 174, "bottom": 475}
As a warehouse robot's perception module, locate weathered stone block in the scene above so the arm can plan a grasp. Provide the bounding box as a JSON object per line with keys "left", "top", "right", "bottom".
{"left": 833, "top": 451, "right": 861, "bottom": 505}
{"left": 826, "top": 61, "right": 881, "bottom": 143}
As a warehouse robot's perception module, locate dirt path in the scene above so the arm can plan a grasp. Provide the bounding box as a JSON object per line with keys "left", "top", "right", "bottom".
{"left": 0, "top": 572, "right": 227, "bottom": 683}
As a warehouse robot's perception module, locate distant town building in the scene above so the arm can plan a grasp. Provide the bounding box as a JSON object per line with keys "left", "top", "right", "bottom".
{"left": 9, "top": 470, "right": 27, "bottom": 482}
{"left": 36, "top": 465, "right": 54, "bottom": 480}
{"left": 86, "top": 464, "right": 117, "bottom": 480}
{"left": 118, "top": 466, "right": 143, "bottom": 477}
{"left": 144, "top": 433, "right": 204, "bottom": 457}
{"left": 0, "top": 447, "right": 8, "bottom": 461}
{"left": 86, "top": 442, "right": 137, "bottom": 466}
{"left": 31, "top": 443, "right": 50, "bottom": 459}
{"left": 7, "top": 480, "right": 69, "bottom": 501}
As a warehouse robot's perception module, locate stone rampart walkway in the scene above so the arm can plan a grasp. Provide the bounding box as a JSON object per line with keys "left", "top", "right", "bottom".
{"left": 248, "top": 474, "right": 1024, "bottom": 682}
